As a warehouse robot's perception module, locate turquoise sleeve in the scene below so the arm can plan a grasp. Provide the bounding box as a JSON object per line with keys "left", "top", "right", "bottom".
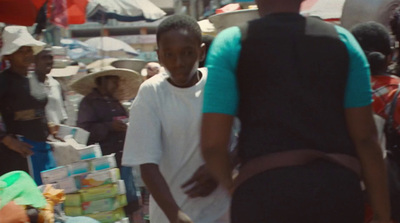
{"left": 335, "top": 26, "right": 373, "bottom": 108}
{"left": 203, "top": 26, "right": 241, "bottom": 115}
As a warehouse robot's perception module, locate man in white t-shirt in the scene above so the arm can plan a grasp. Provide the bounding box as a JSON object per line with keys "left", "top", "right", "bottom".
{"left": 34, "top": 48, "right": 67, "bottom": 125}
{"left": 122, "top": 15, "right": 230, "bottom": 223}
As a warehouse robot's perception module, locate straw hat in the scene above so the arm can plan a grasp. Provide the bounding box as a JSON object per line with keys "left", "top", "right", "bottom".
{"left": 0, "top": 26, "right": 46, "bottom": 56}
{"left": 86, "top": 58, "right": 118, "bottom": 70}
{"left": 48, "top": 66, "right": 80, "bottom": 78}
{"left": 111, "top": 59, "right": 147, "bottom": 72}
{"left": 69, "top": 66, "right": 143, "bottom": 100}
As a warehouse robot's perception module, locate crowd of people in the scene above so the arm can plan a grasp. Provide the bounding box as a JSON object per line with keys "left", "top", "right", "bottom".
{"left": 4, "top": 0, "right": 400, "bottom": 222}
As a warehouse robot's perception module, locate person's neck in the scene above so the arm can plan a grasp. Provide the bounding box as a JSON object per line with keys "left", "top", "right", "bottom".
{"left": 9, "top": 66, "right": 29, "bottom": 77}
{"left": 257, "top": 1, "right": 301, "bottom": 17}
{"left": 35, "top": 71, "right": 47, "bottom": 83}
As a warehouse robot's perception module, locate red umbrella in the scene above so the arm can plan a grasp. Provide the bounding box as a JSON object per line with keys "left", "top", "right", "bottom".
{"left": 47, "top": 0, "right": 88, "bottom": 27}
{"left": 0, "top": 0, "right": 47, "bottom": 26}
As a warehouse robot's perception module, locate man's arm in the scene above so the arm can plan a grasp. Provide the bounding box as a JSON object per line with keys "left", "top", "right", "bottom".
{"left": 201, "top": 113, "right": 235, "bottom": 190}
{"left": 140, "top": 163, "right": 193, "bottom": 223}
{"left": 345, "top": 106, "right": 391, "bottom": 223}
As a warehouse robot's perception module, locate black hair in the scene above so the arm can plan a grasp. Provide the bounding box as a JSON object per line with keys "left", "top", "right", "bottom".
{"left": 351, "top": 21, "right": 392, "bottom": 75}
{"left": 199, "top": 35, "right": 215, "bottom": 67}
{"left": 390, "top": 6, "right": 400, "bottom": 42}
{"left": 156, "top": 14, "right": 202, "bottom": 46}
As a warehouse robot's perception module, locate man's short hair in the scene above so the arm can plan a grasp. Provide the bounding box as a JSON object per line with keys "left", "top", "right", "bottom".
{"left": 156, "top": 14, "right": 202, "bottom": 46}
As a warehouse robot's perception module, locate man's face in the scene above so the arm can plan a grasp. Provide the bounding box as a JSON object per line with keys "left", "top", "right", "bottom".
{"left": 35, "top": 50, "right": 54, "bottom": 76}
{"left": 6, "top": 46, "right": 34, "bottom": 68}
{"left": 157, "top": 29, "right": 205, "bottom": 87}
{"left": 105, "top": 76, "right": 120, "bottom": 96}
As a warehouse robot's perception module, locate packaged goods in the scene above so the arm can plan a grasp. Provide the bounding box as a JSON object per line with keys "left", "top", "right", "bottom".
{"left": 65, "top": 206, "right": 82, "bottom": 216}
{"left": 65, "top": 195, "right": 127, "bottom": 216}
{"left": 41, "top": 166, "right": 69, "bottom": 184}
{"left": 64, "top": 193, "right": 82, "bottom": 206}
{"left": 52, "top": 140, "right": 102, "bottom": 165}
{"left": 55, "top": 177, "right": 79, "bottom": 194}
{"left": 67, "top": 161, "right": 90, "bottom": 175}
{"left": 77, "top": 168, "right": 120, "bottom": 189}
{"left": 85, "top": 208, "right": 125, "bottom": 223}
{"left": 56, "top": 124, "right": 90, "bottom": 145}
{"left": 82, "top": 195, "right": 127, "bottom": 214}
{"left": 80, "top": 183, "right": 124, "bottom": 202}
{"left": 90, "top": 154, "right": 117, "bottom": 171}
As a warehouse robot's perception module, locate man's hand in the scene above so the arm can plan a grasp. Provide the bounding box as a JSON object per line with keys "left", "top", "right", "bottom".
{"left": 111, "top": 120, "right": 127, "bottom": 132}
{"left": 172, "top": 210, "right": 194, "bottom": 223}
{"left": 2, "top": 135, "right": 33, "bottom": 157}
{"left": 181, "top": 165, "right": 218, "bottom": 198}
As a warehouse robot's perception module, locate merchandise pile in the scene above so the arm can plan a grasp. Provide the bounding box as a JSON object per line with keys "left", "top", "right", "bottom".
{"left": 41, "top": 125, "right": 129, "bottom": 223}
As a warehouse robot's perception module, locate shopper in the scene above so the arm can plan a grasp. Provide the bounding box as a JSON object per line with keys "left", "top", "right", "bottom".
{"left": 122, "top": 15, "right": 230, "bottom": 223}
{"left": 201, "top": 0, "right": 391, "bottom": 222}
{"left": 72, "top": 67, "right": 143, "bottom": 221}
{"left": 0, "top": 26, "right": 56, "bottom": 185}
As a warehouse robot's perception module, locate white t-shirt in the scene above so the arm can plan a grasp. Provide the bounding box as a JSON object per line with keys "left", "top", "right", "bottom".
{"left": 122, "top": 68, "right": 230, "bottom": 223}
{"left": 44, "top": 76, "right": 68, "bottom": 124}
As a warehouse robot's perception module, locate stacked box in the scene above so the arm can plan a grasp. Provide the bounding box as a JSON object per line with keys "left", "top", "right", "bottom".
{"left": 76, "top": 168, "right": 120, "bottom": 189}
{"left": 63, "top": 173, "right": 127, "bottom": 222}
{"left": 85, "top": 208, "right": 126, "bottom": 223}
{"left": 64, "top": 194, "right": 127, "bottom": 215}
{"left": 41, "top": 142, "right": 127, "bottom": 222}
{"left": 56, "top": 124, "right": 90, "bottom": 145}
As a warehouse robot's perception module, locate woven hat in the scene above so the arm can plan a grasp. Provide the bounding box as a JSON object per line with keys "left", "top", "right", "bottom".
{"left": 86, "top": 58, "right": 118, "bottom": 70}
{"left": 111, "top": 59, "right": 147, "bottom": 72}
{"left": 0, "top": 26, "right": 46, "bottom": 56}
{"left": 48, "top": 66, "right": 80, "bottom": 78}
{"left": 69, "top": 66, "right": 143, "bottom": 100}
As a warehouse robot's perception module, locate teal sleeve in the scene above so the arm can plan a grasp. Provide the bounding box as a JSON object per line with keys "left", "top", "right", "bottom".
{"left": 203, "top": 26, "right": 241, "bottom": 115}
{"left": 335, "top": 26, "right": 373, "bottom": 108}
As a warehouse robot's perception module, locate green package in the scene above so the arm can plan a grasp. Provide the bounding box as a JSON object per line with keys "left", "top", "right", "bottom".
{"left": 85, "top": 208, "right": 126, "bottom": 223}
{"left": 82, "top": 195, "right": 127, "bottom": 215}
{"left": 64, "top": 193, "right": 82, "bottom": 206}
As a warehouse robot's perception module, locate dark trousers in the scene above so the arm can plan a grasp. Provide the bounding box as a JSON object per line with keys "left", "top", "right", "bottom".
{"left": 231, "top": 161, "right": 364, "bottom": 223}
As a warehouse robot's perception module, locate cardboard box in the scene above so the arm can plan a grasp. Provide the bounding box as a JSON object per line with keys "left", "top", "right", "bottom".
{"left": 41, "top": 166, "right": 69, "bottom": 184}
{"left": 77, "top": 168, "right": 120, "bottom": 189}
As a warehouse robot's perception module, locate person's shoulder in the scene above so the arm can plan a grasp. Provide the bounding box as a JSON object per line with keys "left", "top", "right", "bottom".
{"left": 140, "top": 73, "right": 168, "bottom": 90}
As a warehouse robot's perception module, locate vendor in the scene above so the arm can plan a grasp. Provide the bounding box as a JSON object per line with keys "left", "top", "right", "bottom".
{"left": 0, "top": 26, "right": 56, "bottom": 185}
{"left": 71, "top": 66, "right": 143, "bottom": 220}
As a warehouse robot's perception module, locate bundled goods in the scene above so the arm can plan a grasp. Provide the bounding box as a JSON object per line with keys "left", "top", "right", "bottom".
{"left": 41, "top": 167, "right": 120, "bottom": 193}
{"left": 64, "top": 180, "right": 127, "bottom": 223}
{"left": 64, "top": 194, "right": 127, "bottom": 215}
{"left": 40, "top": 141, "right": 128, "bottom": 222}
{"left": 56, "top": 124, "right": 90, "bottom": 145}
{"left": 51, "top": 139, "right": 103, "bottom": 166}
{"left": 85, "top": 208, "right": 126, "bottom": 223}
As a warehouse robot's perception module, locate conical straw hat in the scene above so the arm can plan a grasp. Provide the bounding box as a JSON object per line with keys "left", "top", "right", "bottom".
{"left": 69, "top": 66, "right": 143, "bottom": 100}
